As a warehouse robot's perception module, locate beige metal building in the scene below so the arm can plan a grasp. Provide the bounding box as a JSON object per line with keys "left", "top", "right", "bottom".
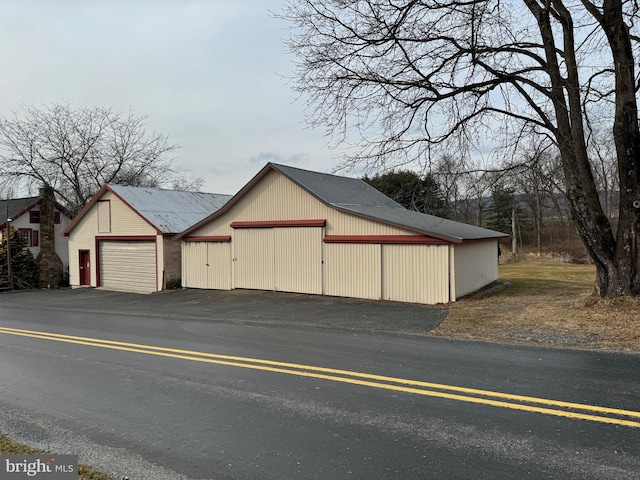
{"left": 177, "top": 163, "right": 507, "bottom": 304}
{"left": 63, "top": 185, "right": 231, "bottom": 294}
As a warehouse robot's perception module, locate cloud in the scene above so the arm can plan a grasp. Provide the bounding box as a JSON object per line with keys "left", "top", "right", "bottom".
{"left": 0, "top": 0, "right": 343, "bottom": 197}
{"left": 247, "top": 152, "right": 309, "bottom": 165}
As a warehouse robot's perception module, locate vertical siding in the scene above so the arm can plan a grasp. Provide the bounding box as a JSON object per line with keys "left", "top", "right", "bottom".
{"left": 324, "top": 244, "right": 381, "bottom": 300}
{"left": 68, "top": 191, "right": 158, "bottom": 287}
{"left": 97, "top": 201, "right": 110, "bottom": 232}
{"left": 234, "top": 228, "right": 275, "bottom": 290}
{"left": 182, "top": 242, "right": 208, "bottom": 288}
{"left": 68, "top": 207, "right": 100, "bottom": 287}
{"left": 274, "top": 228, "right": 323, "bottom": 294}
{"left": 188, "top": 170, "right": 413, "bottom": 237}
{"left": 454, "top": 240, "right": 499, "bottom": 298}
{"left": 207, "top": 242, "right": 232, "bottom": 290}
{"left": 382, "top": 245, "right": 449, "bottom": 304}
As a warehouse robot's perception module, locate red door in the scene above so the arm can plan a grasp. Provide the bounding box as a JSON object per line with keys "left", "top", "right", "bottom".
{"left": 79, "top": 250, "right": 91, "bottom": 285}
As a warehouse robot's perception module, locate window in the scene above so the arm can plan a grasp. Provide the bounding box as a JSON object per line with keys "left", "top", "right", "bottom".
{"left": 19, "top": 229, "right": 30, "bottom": 245}
{"left": 29, "top": 211, "right": 40, "bottom": 224}
{"left": 54, "top": 211, "right": 61, "bottom": 224}
{"left": 18, "top": 229, "right": 38, "bottom": 247}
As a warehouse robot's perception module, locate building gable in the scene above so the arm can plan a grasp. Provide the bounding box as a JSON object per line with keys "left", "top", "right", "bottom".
{"left": 184, "top": 169, "right": 422, "bottom": 239}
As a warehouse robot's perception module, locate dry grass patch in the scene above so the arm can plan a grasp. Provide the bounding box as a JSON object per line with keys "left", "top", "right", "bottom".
{"left": 432, "top": 256, "right": 640, "bottom": 351}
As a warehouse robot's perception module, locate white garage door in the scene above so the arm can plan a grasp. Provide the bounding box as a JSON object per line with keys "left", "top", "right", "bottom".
{"left": 99, "top": 241, "right": 157, "bottom": 293}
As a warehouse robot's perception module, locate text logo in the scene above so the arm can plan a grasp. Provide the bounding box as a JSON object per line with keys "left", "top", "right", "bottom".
{"left": 0, "top": 455, "right": 77, "bottom": 479}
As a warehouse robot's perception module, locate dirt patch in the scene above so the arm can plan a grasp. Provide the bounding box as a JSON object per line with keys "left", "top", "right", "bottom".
{"left": 432, "top": 256, "right": 640, "bottom": 351}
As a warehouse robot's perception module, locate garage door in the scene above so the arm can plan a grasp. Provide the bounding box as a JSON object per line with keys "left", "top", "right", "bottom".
{"left": 234, "top": 227, "right": 323, "bottom": 294}
{"left": 183, "top": 241, "right": 232, "bottom": 290}
{"left": 382, "top": 244, "right": 449, "bottom": 304}
{"left": 234, "top": 229, "right": 275, "bottom": 290}
{"left": 275, "top": 228, "right": 322, "bottom": 294}
{"left": 99, "top": 241, "right": 157, "bottom": 293}
{"left": 324, "top": 244, "right": 381, "bottom": 300}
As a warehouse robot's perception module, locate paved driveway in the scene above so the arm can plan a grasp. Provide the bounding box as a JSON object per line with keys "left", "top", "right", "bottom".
{"left": 0, "top": 287, "right": 447, "bottom": 335}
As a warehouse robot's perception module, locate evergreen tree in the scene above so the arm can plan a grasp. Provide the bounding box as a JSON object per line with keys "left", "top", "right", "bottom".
{"left": 1, "top": 227, "right": 38, "bottom": 288}
{"left": 363, "top": 171, "right": 451, "bottom": 217}
{"left": 486, "top": 186, "right": 517, "bottom": 235}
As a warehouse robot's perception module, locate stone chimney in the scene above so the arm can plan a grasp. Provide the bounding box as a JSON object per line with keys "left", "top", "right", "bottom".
{"left": 35, "top": 185, "right": 63, "bottom": 288}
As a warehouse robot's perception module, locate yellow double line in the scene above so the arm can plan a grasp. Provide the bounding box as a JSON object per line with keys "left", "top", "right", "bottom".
{"left": 1, "top": 326, "right": 639, "bottom": 428}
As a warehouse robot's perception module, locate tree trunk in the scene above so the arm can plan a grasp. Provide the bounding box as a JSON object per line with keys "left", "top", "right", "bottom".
{"left": 592, "top": 0, "right": 640, "bottom": 296}
{"left": 512, "top": 208, "right": 517, "bottom": 255}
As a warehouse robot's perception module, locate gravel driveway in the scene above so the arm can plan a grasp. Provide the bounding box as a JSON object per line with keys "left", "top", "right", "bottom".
{"left": 0, "top": 287, "right": 447, "bottom": 336}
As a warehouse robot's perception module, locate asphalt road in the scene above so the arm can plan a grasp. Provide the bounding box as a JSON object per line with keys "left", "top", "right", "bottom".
{"left": 0, "top": 289, "right": 639, "bottom": 480}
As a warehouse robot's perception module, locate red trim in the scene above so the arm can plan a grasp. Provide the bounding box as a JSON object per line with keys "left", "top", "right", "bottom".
{"left": 183, "top": 235, "right": 232, "bottom": 242}
{"left": 96, "top": 235, "right": 157, "bottom": 241}
{"left": 63, "top": 184, "right": 163, "bottom": 236}
{"left": 230, "top": 219, "right": 326, "bottom": 228}
{"left": 323, "top": 235, "right": 450, "bottom": 245}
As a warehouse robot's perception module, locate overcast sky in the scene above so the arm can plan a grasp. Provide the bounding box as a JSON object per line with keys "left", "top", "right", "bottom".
{"left": 0, "top": 0, "right": 343, "bottom": 195}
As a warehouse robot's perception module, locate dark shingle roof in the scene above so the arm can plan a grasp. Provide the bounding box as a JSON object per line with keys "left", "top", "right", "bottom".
{"left": 0, "top": 197, "right": 39, "bottom": 225}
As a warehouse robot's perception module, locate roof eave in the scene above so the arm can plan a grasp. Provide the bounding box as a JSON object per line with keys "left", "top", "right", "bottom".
{"left": 330, "top": 204, "right": 463, "bottom": 244}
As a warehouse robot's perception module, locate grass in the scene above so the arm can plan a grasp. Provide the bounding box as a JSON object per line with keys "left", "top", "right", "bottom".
{"left": 0, "top": 435, "right": 115, "bottom": 480}
{"left": 432, "top": 255, "right": 640, "bottom": 350}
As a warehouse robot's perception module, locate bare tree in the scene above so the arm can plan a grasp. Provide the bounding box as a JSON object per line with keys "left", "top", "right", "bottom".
{"left": 0, "top": 103, "right": 200, "bottom": 212}
{"left": 586, "top": 125, "right": 620, "bottom": 219}
{"left": 511, "top": 151, "right": 557, "bottom": 254}
{"left": 281, "top": 0, "right": 640, "bottom": 297}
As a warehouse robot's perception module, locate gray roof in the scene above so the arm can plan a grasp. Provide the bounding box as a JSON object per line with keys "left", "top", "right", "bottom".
{"left": 0, "top": 197, "right": 39, "bottom": 225}
{"left": 271, "top": 163, "right": 403, "bottom": 209}
{"left": 271, "top": 164, "right": 506, "bottom": 243}
{"left": 338, "top": 205, "right": 506, "bottom": 242}
{"left": 108, "top": 184, "right": 232, "bottom": 234}
{"left": 177, "top": 162, "right": 507, "bottom": 242}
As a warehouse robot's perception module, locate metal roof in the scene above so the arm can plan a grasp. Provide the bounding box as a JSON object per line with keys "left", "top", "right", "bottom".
{"left": 177, "top": 162, "right": 508, "bottom": 242}
{"left": 270, "top": 163, "right": 403, "bottom": 209}
{"left": 270, "top": 164, "right": 506, "bottom": 243}
{"left": 107, "top": 185, "right": 232, "bottom": 234}
{"left": 337, "top": 205, "right": 507, "bottom": 243}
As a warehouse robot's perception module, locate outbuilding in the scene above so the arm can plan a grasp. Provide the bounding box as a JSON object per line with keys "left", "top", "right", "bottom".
{"left": 177, "top": 163, "right": 507, "bottom": 304}
{"left": 63, "top": 184, "right": 231, "bottom": 293}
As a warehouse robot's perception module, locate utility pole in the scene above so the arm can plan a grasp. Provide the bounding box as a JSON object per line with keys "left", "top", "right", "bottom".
{"left": 5, "top": 204, "right": 12, "bottom": 290}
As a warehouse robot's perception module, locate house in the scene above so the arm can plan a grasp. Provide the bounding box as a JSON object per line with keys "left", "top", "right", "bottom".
{"left": 176, "top": 163, "right": 508, "bottom": 304}
{"left": 63, "top": 184, "right": 232, "bottom": 294}
{"left": 1, "top": 189, "right": 73, "bottom": 285}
